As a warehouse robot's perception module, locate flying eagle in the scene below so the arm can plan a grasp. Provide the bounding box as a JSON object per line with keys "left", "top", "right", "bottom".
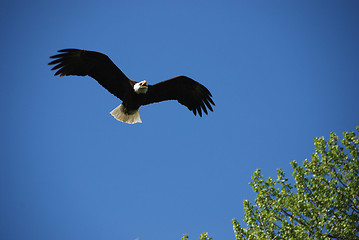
{"left": 49, "top": 49, "right": 215, "bottom": 124}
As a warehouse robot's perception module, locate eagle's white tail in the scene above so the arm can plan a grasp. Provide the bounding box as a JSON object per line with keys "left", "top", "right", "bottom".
{"left": 110, "top": 104, "right": 142, "bottom": 124}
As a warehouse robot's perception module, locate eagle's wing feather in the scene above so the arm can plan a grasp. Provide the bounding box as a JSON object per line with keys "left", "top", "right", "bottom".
{"left": 142, "top": 76, "right": 215, "bottom": 117}
{"left": 49, "top": 49, "right": 133, "bottom": 101}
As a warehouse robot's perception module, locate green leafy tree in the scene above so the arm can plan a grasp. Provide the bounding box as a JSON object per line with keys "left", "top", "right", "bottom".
{"left": 181, "top": 232, "right": 212, "bottom": 240}
{"left": 233, "top": 127, "right": 359, "bottom": 239}
{"left": 141, "top": 128, "right": 359, "bottom": 240}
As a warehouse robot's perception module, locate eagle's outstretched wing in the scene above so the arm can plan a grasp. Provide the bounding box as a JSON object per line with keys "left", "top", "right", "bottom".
{"left": 49, "top": 49, "right": 133, "bottom": 101}
{"left": 143, "top": 76, "right": 215, "bottom": 116}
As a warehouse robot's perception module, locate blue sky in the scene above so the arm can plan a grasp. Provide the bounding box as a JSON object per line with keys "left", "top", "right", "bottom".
{"left": 1, "top": 0, "right": 358, "bottom": 239}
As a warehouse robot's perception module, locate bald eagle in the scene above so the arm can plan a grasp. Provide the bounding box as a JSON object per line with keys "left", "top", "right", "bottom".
{"left": 49, "top": 49, "right": 215, "bottom": 124}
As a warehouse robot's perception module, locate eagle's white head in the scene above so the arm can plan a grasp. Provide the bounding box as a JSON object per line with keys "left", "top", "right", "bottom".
{"left": 134, "top": 80, "right": 148, "bottom": 94}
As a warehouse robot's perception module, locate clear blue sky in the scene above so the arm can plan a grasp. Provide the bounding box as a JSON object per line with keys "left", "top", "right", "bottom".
{"left": 1, "top": 0, "right": 358, "bottom": 239}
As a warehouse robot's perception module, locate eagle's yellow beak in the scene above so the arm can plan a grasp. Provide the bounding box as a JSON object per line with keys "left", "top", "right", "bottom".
{"left": 141, "top": 80, "right": 147, "bottom": 88}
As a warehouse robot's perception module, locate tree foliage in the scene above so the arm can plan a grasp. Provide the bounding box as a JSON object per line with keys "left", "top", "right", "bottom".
{"left": 181, "top": 232, "right": 212, "bottom": 240}
{"left": 142, "top": 128, "right": 358, "bottom": 240}
{"left": 233, "top": 127, "right": 359, "bottom": 240}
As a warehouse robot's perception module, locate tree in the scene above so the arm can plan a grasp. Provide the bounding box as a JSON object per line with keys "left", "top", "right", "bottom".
{"left": 232, "top": 127, "right": 359, "bottom": 239}
{"left": 181, "top": 232, "right": 212, "bottom": 240}
{"left": 139, "top": 128, "right": 358, "bottom": 240}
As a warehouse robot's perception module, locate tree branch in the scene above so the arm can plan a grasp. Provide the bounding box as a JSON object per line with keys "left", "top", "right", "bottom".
{"left": 256, "top": 205, "right": 273, "bottom": 240}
